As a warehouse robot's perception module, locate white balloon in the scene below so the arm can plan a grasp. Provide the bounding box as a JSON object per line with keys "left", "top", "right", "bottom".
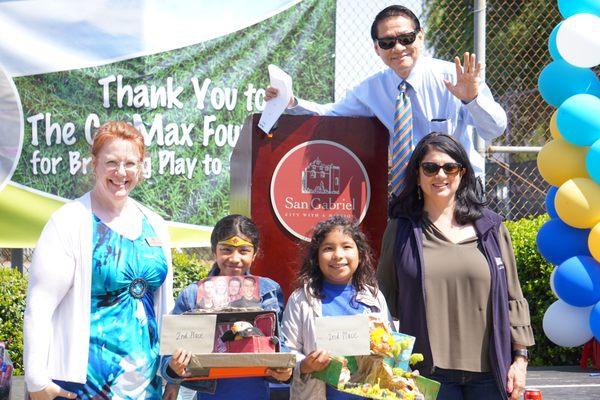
{"left": 543, "top": 300, "right": 594, "bottom": 347}
{"left": 557, "top": 13, "right": 600, "bottom": 68}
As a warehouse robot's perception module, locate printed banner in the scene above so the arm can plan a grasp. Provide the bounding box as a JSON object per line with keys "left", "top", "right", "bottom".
{"left": 0, "top": 0, "right": 336, "bottom": 247}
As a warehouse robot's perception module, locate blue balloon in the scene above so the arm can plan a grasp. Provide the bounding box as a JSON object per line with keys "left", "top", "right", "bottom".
{"left": 558, "top": 0, "right": 600, "bottom": 18}
{"left": 536, "top": 219, "right": 591, "bottom": 265}
{"left": 558, "top": 94, "right": 600, "bottom": 146}
{"left": 590, "top": 301, "right": 600, "bottom": 341}
{"left": 538, "top": 60, "right": 600, "bottom": 107}
{"left": 548, "top": 23, "right": 563, "bottom": 61}
{"left": 555, "top": 256, "right": 600, "bottom": 307}
{"left": 586, "top": 138, "right": 600, "bottom": 184}
{"left": 545, "top": 186, "right": 559, "bottom": 218}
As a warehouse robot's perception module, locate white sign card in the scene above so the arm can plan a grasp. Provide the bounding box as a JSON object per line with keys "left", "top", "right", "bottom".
{"left": 314, "top": 314, "right": 371, "bottom": 356}
{"left": 160, "top": 314, "right": 217, "bottom": 355}
{"left": 258, "top": 64, "right": 293, "bottom": 134}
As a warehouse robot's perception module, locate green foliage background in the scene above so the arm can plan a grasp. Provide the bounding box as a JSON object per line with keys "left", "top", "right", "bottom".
{"left": 0, "top": 267, "right": 27, "bottom": 374}
{"left": 171, "top": 250, "right": 211, "bottom": 298}
{"left": 1, "top": 216, "right": 585, "bottom": 374}
{"left": 12, "top": 0, "right": 336, "bottom": 226}
{"left": 505, "top": 215, "right": 580, "bottom": 366}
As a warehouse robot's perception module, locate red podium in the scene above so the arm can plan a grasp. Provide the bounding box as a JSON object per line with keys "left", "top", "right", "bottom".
{"left": 231, "top": 114, "right": 389, "bottom": 297}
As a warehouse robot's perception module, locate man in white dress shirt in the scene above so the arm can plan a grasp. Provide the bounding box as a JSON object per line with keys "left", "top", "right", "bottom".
{"left": 266, "top": 5, "right": 507, "bottom": 180}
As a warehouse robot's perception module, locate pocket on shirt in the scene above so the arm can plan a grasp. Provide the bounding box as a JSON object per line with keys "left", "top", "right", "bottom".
{"left": 428, "top": 119, "right": 452, "bottom": 135}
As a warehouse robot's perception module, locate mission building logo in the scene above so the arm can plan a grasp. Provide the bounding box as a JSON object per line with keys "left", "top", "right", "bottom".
{"left": 270, "top": 140, "right": 370, "bottom": 241}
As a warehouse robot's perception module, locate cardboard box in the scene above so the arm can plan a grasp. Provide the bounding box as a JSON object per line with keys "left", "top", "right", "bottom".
{"left": 188, "top": 353, "right": 296, "bottom": 370}
{"left": 180, "top": 309, "right": 295, "bottom": 381}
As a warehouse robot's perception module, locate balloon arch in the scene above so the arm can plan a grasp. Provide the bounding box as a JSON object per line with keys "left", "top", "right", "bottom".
{"left": 536, "top": 0, "right": 600, "bottom": 347}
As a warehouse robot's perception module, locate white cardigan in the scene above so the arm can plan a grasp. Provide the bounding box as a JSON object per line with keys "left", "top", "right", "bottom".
{"left": 23, "top": 192, "right": 174, "bottom": 392}
{"left": 281, "top": 284, "right": 393, "bottom": 400}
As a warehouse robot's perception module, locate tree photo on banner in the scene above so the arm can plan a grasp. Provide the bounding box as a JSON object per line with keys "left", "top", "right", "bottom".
{"left": 536, "top": 0, "right": 600, "bottom": 349}
{"left": 0, "top": 0, "right": 335, "bottom": 247}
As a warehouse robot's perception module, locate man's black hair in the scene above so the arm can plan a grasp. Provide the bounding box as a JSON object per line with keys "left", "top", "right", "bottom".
{"left": 370, "top": 5, "right": 421, "bottom": 40}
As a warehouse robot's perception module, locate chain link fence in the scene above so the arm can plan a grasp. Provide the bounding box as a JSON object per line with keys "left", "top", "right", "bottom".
{"left": 486, "top": 150, "right": 547, "bottom": 220}
{"left": 0, "top": 249, "right": 8, "bottom": 268}
{"left": 481, "top": 0, "right": 558, "bottom": 221}
{"left": 2, "top": 0, "right": 562, "bottom": 268}
{"left": 0, "top": 248, "right": 29, "bottom": 270}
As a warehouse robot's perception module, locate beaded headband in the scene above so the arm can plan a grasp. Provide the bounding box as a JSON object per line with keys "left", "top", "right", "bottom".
{"left": 217, "top": 235, "right": 254, "bottom": 248}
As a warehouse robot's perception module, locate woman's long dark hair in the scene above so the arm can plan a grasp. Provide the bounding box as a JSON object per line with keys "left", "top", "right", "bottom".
{"left": 389, "top": 133, "right": 485, "bottom": 225}
{"left": 296, "top": 215, "right": 377, "bottom": 299}
{"left": 208, "top": 214, "right": 260, "bottom": 275}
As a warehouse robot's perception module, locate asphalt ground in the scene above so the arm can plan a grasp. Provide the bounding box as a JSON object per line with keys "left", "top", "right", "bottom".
{"left": 526, "top": 366, "right": 600, "bottom": 399}
{"left": 7, "top": 366, "right": 600, "bottom": 399}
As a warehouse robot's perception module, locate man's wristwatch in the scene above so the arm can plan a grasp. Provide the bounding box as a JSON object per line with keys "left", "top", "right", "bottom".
{"left": 512, "top": 348, "right": 529, "bottom": 361}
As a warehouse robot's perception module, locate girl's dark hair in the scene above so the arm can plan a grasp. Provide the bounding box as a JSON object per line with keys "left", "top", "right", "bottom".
{"left": 209, "top": 214, "right": 260, "bottom": 274}
{"left": 296, "top": 215, "right": 377, "bottom": 298}
{"left": 389, "top": 132, "right": 485, "bottom": 225}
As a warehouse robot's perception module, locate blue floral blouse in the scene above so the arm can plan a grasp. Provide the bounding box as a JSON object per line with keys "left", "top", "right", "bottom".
{"left": 72, "top": 214, "right": 167, "bottom": 399}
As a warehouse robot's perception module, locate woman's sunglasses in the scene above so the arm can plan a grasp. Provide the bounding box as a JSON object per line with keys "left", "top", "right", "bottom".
{"left": 376, "top": 30, "right": 419, "bottom": 50}
{"left": 420, "top": 162, "right": 463, "bottom": 177}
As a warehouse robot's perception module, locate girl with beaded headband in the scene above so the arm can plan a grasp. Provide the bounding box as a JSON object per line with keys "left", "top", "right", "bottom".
{"left": 161, "top": 214, "right": 292, "bottom": 400}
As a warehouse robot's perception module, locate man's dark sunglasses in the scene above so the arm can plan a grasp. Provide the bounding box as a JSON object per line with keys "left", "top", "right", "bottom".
{"left": 376, "top": 30, "right": 419, "bottom": 50}
{"left": 420, "top": 162, "right": 463, "bottom": 177}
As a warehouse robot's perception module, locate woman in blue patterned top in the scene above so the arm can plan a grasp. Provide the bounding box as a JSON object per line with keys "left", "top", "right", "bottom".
{"left": 24, "top": 121, "right": 173, "bottom": 399}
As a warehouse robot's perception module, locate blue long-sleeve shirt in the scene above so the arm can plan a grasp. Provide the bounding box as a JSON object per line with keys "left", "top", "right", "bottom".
{"left": 288, "top": 56, "right": 507, "bottom": 177}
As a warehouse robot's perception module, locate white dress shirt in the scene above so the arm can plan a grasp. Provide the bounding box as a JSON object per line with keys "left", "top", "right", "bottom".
{"left": 287, "top": 56, "right": 507, "bottom": 177}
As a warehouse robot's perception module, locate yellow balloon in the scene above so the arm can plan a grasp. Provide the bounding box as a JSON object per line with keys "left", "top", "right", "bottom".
{"left": 588, "top": 222, "right": 600, "bottom": 263}
{"left": 537, "top": 137, "right": 589, "bottom": 186}
{"left": 549, "top": 110, "right": 561, "bottom": 139}
{"left": 556, "top": 178, "right": 600, "bottom": 228}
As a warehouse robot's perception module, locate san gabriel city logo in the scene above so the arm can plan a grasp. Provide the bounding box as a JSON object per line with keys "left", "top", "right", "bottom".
{"left": 270, "top": 140, "right": 371, "bottom": 241}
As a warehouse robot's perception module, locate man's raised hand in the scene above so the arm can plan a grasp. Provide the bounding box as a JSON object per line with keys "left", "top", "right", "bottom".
{"left": 443, "top": 52, "right": 482, "bottom": 103}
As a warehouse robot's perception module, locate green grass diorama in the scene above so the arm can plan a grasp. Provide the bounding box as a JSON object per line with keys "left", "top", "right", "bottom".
{"left": 12, "top": 0, "right": 335, "bottom": 227}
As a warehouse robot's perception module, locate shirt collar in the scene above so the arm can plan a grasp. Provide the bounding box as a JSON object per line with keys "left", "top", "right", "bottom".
{"left": 355, "top": 286, "right": 380, "bottom": 308}
{"left": 303, "top": 284, "right": 381, "bottom": 314}
{"left": 390, "top": 56, "right": 426, "bottom": 93}
{"left": 407, "top": 56, "right": 425, "bottom": 90}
